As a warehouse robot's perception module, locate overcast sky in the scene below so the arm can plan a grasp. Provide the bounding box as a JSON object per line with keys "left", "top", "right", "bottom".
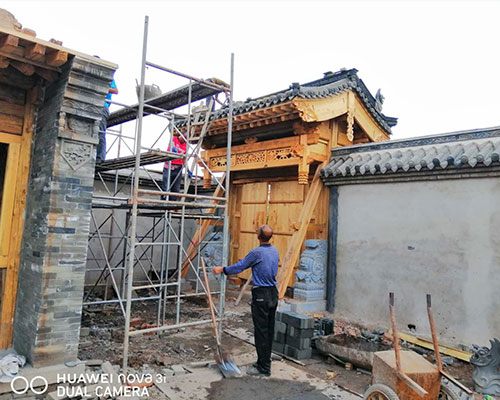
{"left": 4, "top": 0, "right": 500, "bottom": 141}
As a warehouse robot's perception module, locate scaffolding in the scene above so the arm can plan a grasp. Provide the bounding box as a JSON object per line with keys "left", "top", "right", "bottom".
{"left": 85, "top": 16, "right": 234, "bottom": 370}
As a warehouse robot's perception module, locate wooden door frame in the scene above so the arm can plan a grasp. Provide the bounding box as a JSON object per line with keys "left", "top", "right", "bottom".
{"left": 0, "top": 89, "right": 36, "bottom": 349}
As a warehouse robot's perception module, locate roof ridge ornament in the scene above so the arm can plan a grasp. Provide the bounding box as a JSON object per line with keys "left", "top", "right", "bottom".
{"left": 290, "top": 82, "right": 300, "bottom": 95}
{"left": 375, "top": 89, "right": 385, "bottom": 112}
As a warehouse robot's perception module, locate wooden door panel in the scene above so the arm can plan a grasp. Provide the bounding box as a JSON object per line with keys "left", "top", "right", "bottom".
{"left": 0, "top": 87, "right": 34, "bottom": 349}
{"left": 268, "top": 180, "right": 304, "bottom": 285}
{"left": 0, "top": 143, "right": 20, "bottom": 262}
{"left": 236, "top": 182, "right": 267, "bottom": 280}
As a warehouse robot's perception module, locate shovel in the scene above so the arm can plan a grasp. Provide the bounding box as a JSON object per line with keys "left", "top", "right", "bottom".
{"left": 200, "top": 258, "right": 242, "bottom": 378}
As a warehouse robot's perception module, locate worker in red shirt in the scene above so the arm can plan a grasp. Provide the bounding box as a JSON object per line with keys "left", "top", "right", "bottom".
{"left": 162, "top": 135, "right": 187, "bottom": 202}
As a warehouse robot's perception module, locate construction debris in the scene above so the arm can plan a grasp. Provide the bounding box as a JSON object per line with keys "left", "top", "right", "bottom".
{"left": 0, "top": 352, "right": 25, "bottom": 383}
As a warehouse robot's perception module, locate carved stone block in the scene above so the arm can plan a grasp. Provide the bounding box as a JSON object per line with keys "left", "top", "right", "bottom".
{"left": 294, "top": 239, "right": 327, "bottom": 301}
{"left": 471, "top": 338, "right": 500, "bottom": 395}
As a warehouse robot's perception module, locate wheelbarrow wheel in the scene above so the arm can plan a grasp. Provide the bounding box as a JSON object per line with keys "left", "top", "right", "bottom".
{"left": 363, "top": 384, "right": 400, "bottom": 400}
{"left": 438, "top": 385, "right": 462, "bottom": 400}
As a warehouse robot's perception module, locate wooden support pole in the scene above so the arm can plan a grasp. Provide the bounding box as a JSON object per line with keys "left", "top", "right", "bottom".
{"left": 276, "top": 161, "right": 328, "bottom": 298}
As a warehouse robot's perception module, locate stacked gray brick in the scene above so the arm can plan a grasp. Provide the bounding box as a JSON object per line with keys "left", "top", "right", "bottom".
{"left": 273, "top": 311, "right": 314, "bottom": 360}
{"left": 13, "top": 56, "right": 116, "bottom": 367}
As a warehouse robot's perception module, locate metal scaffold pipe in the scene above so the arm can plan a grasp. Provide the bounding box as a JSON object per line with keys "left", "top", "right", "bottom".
{"left": 219, "top": 53, "right": 234, "bottom": 336}
{"left": 122, "top": 15, "right": 149, "bottom": 371}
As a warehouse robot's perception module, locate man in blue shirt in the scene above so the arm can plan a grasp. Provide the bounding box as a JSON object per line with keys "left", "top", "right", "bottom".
{"left": 96, "top": 79, "right": 118, "bottom": 163}
{"left": 213, "top": 225, "right": 279, "bottom": 377}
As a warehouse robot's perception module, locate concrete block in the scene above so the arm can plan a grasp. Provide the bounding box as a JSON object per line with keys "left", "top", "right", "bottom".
{"left": 273, "top": 331, "right": 287, "bottom": 344}
{"left": 272, "top": 342, "right": 285, "bottom": 354}
{"left": 277, "top": 302, "right": 292, "bottom": 312}
{"left": 281, "top": 312, "right": 314, "bottom": 329}
{"left": 286, "top": 336, "right": 311, "bottom": 350}
{"left": 288, "top": 326, "right": 314, "bottom": 339}
{"left": 284, "top": 345, "right": 312, "bottom": 360}
{"left": 293, "top": 288, "right": 325, "bottom": 301}
{"left": 290, "top": 300, "right": 326, "bottom": 314}
{"left": 274, "top": 320, "right": 287, "bottom": 334}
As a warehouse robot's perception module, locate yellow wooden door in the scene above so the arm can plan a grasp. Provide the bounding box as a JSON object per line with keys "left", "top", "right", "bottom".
{"left": 0, "top": 88, "right": 36, "bottom": 349}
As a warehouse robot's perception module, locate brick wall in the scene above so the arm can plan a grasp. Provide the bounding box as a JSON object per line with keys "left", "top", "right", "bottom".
{"left": 13, "top": 56, "right": 116, "bottom": 367}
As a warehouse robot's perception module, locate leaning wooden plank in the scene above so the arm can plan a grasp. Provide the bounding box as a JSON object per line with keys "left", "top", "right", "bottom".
{"left": 395, "top": 331, "right": 472, "bottom": 362}
{"left": 276, "top": 161, "right": 328, "bottom": 298}
{"left": 235, "top": 277, "right": 252, "bottom": 306}
{"left": 181, "top": 176, "right": 225, "bottom": 277}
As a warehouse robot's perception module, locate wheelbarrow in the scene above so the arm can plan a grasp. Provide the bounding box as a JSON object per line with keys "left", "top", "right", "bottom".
{"left": 363, "top": 293, "right": 474, "bottom": 400}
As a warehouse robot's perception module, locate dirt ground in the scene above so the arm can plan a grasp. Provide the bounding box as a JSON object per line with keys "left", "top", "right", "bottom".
{"left": 78, "top": 288, "right": 474, "bottom": 398}
{"left": 207, "top": 377, "right": 330, "bottom": 400}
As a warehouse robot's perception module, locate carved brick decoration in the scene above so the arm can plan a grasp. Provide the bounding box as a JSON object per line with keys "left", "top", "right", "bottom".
{"left": 60, "top": 139, "right": 92, "bottom": 170}
{"left": 66, "top": 114, "right": 94, "bottom": 137}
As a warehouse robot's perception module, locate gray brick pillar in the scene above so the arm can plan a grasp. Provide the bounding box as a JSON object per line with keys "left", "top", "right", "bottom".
{"left": 13, "top": 56, "right": 116, "bottom": 367}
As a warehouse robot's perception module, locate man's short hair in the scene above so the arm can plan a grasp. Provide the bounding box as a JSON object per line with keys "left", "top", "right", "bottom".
{"left": 258, "top": 225, "right": 273, "bottom": 242}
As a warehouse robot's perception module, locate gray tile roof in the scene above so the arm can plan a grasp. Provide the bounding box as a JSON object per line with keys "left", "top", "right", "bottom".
{"left": 180, "top": 69, "right": 397, "bottom": 134}
{"left": 321, "top": 127, "right": 500, "bottom": 180}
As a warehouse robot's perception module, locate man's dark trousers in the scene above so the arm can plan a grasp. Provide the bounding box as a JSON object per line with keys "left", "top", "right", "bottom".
{"left": 161, "top": 165, "right": 182, "bottom": 201}
{"left": 251, "top": 286, "right": 278, "bottom": 374}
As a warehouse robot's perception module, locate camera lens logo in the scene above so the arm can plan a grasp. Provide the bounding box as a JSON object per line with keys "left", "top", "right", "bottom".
{"left": 10, "top": 376, "right": 49, "bottom": 395}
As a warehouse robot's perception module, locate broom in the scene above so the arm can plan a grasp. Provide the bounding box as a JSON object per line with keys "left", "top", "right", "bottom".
{"left": 200, "top": 257, "right": 241, "bottom": 378}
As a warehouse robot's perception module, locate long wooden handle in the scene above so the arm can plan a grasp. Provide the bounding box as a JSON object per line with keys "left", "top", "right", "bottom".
{"left": 389, "top": 292, "right": 402, "bottom": 372}
{"left": 426, "top": 294, "right": 473, "bottom": 395}
{"left": 200, "top": 258, "right": 220, "bottom": 345}
{"left": 426, "top": 294, "right": 443, "bottom": 372}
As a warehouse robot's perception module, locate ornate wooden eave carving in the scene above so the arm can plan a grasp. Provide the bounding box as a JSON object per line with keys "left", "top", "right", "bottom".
{"left": 201, "top": 133, "right": 329, "bottom": 186}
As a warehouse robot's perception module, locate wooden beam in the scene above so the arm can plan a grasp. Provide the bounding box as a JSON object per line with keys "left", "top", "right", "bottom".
{"left": 0, "top": 35, "right": 19, "bottom": 53}
{"left": 10, "top": 60, "right": 35, "bottom": 76}
{"left": 45, "top": 49, "right": 68, "bottom": 67}
{"left": 35, "top": 67, "right": 58, "bottom": 82}
{"left": 25, "top": 43, "right": 46, "bottom": 61}
{"left": 276, "top": 161, "right": 328, "bottom": 298}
